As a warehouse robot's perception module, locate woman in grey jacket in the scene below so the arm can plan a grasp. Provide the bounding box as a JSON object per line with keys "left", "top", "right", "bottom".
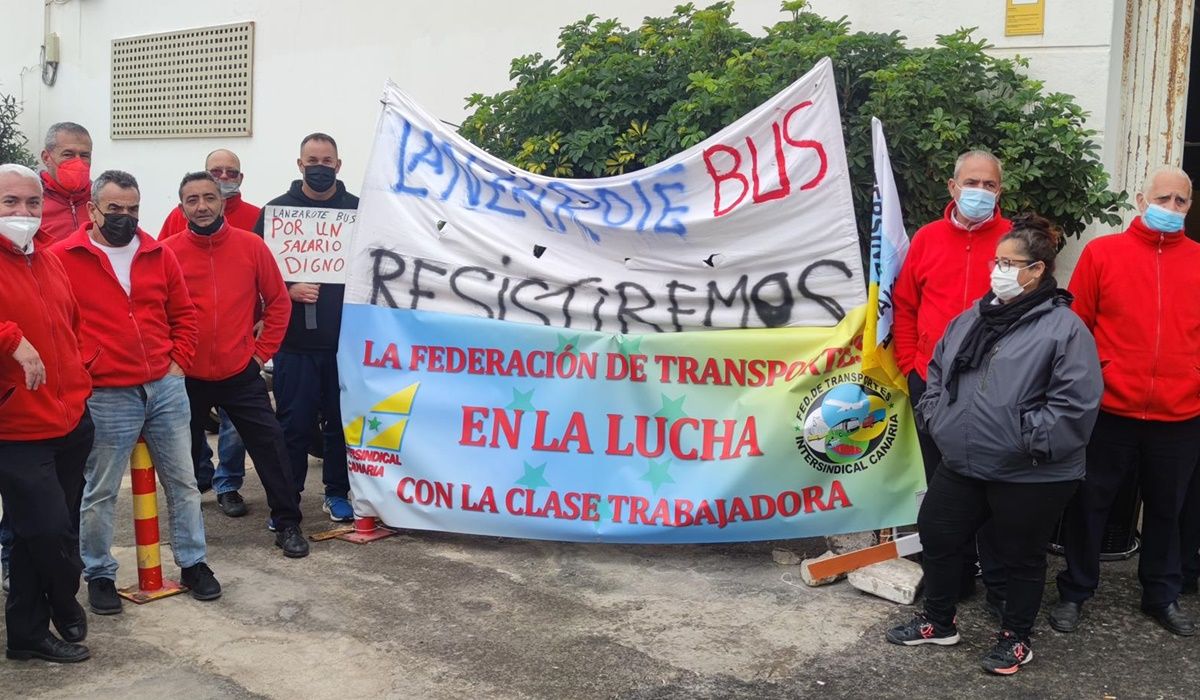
{"left": 884, "top": 214, "right": 1103, "bottom": 675}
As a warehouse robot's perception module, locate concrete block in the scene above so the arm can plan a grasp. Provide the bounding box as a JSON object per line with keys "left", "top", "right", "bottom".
{"left": 847, "top": 557, "right": 923, "bottom": 604}
{"left": 799, "top": 550, "right": 845, "bottom": 587}
{"left": 825, "top": 531, "right": 875, "bottom": 554}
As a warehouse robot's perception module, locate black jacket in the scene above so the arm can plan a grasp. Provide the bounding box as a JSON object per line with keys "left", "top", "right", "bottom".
{"left": 916, "top": 290, "right": 1103, "bottom": 483}
{"left": 254, "top": 180, "right": 359, "bottom": 353}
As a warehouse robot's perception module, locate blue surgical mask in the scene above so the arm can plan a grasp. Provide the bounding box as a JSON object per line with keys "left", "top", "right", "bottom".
{"left": 956, "top": 186, "right": 997, "bottom": 222}
{"left": 1143, "top": 203, "right": 1186, "bottom": 233}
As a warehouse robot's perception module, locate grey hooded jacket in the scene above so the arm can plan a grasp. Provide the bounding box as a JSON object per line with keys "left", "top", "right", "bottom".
{"left": 915, "top": 290, "right": 1103, "bottom": 483}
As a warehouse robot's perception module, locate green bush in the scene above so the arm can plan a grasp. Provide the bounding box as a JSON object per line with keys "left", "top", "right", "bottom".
{"left": 460, "top": 1, "right": 1124, "bottom": 241}
{"left": 0, "top": 91, "right": 36, "bottom": 168}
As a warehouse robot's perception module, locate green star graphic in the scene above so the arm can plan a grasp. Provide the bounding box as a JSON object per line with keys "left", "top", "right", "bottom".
{"left": 367, "top": 417, "right": 382, "bottom": 431}
{"left": 554, "top": 333, "right": 581, "bottom": 355}
{"left": 514, "top": 461, "right": 551, "bottom": 489}
{"left": 505, "top": 388, "right": 536, "bottom": 412}
{"left": 593, "top": 494, "right": 616, "bottom": 530}
{"left": 654, "top": 394, "right": 688, "bottom": 421}
{"left": 615, "top": 335, "right": 642, "bottom": 358}
{"left": 640, "top": 459, "right": 675, "bottom": 493}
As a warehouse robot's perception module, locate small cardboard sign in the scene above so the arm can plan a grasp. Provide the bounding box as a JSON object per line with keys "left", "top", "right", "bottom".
{"left": 264, "top": 206, "right": 356, "bottom": 283}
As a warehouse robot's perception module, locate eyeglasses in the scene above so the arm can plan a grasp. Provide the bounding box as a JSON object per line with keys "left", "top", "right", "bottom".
{"left": 988, "top": 257, "right": 1034, "bottom": 273}
{"left": 208, "top": 167, "right": 241, "bottom": 179}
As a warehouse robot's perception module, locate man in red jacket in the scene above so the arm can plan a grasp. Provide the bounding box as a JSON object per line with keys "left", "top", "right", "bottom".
{"left": 50, "top": 170, "right": 220, "bottom": 617}
{"left": 158, "top": 148, "right": 260, "bottom": 518}
{"left": 0, "top": 131, "right": 88, "bottom": 579}
{"left": 163, "top": 172, "right": 308, "bottom": 558}
{"left": 893, "top": 150, "right": 1012, "bottom": 604}
{"left": 158, "top": 148, "right": 262, "bottom": 236}
{"left": 38, "top": 122, "right": 93, "bottom": 243}
{"left": 0, "top": 164, "right": 93, "bottom": 663}
{"left": 1052, "top": 166, "right": 1200, "bottom": 636}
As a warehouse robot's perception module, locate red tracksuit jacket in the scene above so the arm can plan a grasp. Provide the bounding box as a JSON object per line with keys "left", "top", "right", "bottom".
{"left": 0, "top": 231, "right": 93, "bottom": 441}
{"left": 39, "top": 172, "right": 90, "bottom": 244}
{"left": 1068, "top": 216, "right": 1200, "bottom": 422}
{"left": 893, "top": 202, "right": 1012, "bottom": 380}
{"left": 50, "top": 225, "right": 198, "bottom": 388}
{"left": 163, "top": 222, "right": 291, "bottom": 381}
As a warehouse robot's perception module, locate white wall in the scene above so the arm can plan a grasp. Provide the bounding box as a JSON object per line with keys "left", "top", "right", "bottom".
{"left": 802, "top": 0, "right": 1126, "bottom": 279}
{"left": 0, "top": 0, "right": 1125, "bottom": 256}
{"left": 806, "top": 0, "right": 1120, "bottom": 165}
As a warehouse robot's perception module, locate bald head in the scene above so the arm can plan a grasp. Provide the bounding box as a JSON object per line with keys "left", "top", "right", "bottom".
{"left": 205, "top": 149, "right": 241, "bottom": 170}
{"left": 1138, "top": 166, "right": 1192, "bottom": 215}
{"left": 205, "top": 148, "right": 244, "bottom": 197}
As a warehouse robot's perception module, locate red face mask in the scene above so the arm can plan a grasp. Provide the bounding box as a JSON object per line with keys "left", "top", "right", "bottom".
{"left": 53, "top": 157, "right": 91, "bottom": 193}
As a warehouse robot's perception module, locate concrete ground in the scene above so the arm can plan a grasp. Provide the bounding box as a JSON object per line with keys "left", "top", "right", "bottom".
{"left": 2, "top": 451, "right": 1197, "bottom": 699}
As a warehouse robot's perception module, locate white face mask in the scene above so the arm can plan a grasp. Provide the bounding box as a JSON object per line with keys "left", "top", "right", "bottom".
{"left": 0, "top": 216, "right": 40, "bottom": 253}
{"left": 990, "top": 264, "right": 1036, "bottom": 302}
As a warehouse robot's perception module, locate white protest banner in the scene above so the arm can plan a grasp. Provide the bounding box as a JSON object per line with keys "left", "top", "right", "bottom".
{"left": 345, "top": 56, "right": 865, "bottom": 330}
{"left": 336, "top": 58, "right": 926, "bottom": 543}
{"left": 264, "top": 206, "right": 356, "bottom": 283}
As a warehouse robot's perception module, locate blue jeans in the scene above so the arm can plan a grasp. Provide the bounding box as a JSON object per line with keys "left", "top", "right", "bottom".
{"left": 274, "top": 350, "right": 349, "bottom": 499}
{"left": 207, "top": 410, "right": 248, "bottom": 495}
{"left": 80, "top": 374, "right": 207, "bottom": 581}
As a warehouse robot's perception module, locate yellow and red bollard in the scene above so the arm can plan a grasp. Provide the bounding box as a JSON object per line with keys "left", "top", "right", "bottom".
{"left": 335, "top": 515, "right": 398, "bottom": 544}
{"left": 117, "top": 439, "right": 187, "bottom": 603}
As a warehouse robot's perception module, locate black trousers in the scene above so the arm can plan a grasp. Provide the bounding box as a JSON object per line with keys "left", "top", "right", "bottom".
{"left": 920, "top": 468, "right": 1078, "bottom": 637}
{"left": 1057, "top": 411, "right": 1200, "bottom": 609}
{"left": 908, "top": 372, "right": 1004, "bottom": 601}
{"left": 1183, "top": 457, "right": 1200, "bottom": 585}
{"left": 0, "top": 413, "right": 92, "bottom": 647}
{"left": 273, "top": 350, "right": 350, "bottom": 499}
{"left": 187, "top": 361, "right": 303, "bottom": 528}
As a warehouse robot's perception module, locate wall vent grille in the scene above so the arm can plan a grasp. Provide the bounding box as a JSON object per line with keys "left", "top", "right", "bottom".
{"left": 111, "top": 22, "right": 254, "bottom": 139}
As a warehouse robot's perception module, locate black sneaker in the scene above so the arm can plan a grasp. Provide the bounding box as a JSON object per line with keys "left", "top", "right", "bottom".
{"left": 180, "top": 562, "right": 222, "bottom": 601}
{"left": 217, "top": 491, "right": 248, "bottom": 518}
{"left": 275, "top": 526, "right": 310, "bottom": 558}
{"left": 981, "top": 630, "right": 1033, "bottom": 675}
{"left": 87, "top": 578, "right": 123, "bottom": 615}
{"left": 885, "top": 612, "right": 960, "bottom": 646}
{"left": 6, "top": 634, "right": 90, "bottom": 663}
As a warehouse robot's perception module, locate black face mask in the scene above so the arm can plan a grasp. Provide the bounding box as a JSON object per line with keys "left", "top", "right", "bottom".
{"left": 189, "top": 215, "right": 225, "bottom": 236}
{"left": 99, "top": 213, "right": 138, "bottom": 247}
{"left": 303, "top": 164, "right": 337, "bottom": 193}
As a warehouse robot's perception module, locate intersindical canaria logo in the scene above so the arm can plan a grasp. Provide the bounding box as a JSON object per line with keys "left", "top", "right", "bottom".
{"left": 344, "top": 382, "right": 420, "bottom": 452}
{"left": 794, "top": 375, "right": 899, "bottom": 474}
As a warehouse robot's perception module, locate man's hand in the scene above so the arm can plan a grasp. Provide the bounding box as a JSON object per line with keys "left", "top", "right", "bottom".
{"left": 167, "top": 361, "right": 185, "bottom": 377}
{"left": 289, "top": 283, "right": 320, "bottom": 304}
{"left": 253, "top": 320, "right": 265, "bottom": 339}
{"left": 13, "top": 337, "right": 46, "bottom": 391}
{"left": 253, "top": 355, "right": 265, "bottom": 370}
